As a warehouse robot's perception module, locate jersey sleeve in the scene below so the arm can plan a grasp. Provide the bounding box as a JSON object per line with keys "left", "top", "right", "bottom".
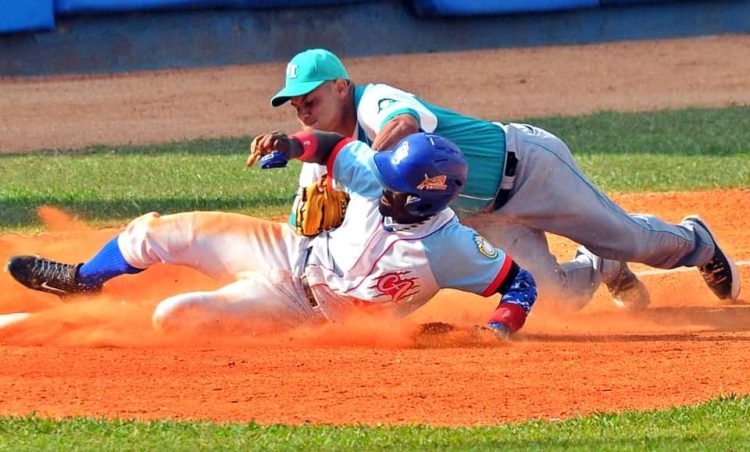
{"left": 424, "top": 221, "right": 515, "bottom": 296}
{"left": 357, "top": 84, "right": 438, "bottom": 139}
{"left": 326, "top": 139, "right": 383, "bottom": 199}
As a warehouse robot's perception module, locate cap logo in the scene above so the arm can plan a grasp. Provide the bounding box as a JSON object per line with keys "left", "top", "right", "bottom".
{"left": 286, "top": 63, "right": 298, "bottom": 79}
{"left": 417, "top": 174, "right": 447, "bottom": 190}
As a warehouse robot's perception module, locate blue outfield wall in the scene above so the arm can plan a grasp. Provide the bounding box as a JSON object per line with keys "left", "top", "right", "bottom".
{"left": 53, "top": 0, "right": 369, "bottom": 15}
{"left": 410, "top": 0, "right": 599, "bottom": 16}
{"left": 0, "top": 0, "right": 55, "bottom": 34}
{"left": 0, "top": 0, "right": 749, "bottom": 76}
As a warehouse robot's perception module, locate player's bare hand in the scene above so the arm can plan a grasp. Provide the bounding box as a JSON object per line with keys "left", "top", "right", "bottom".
{"left": 246, "top": 131, "right": 293, "bottom": 167}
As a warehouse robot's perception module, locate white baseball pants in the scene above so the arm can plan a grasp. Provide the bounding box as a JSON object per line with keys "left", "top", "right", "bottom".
{"left": 117, "top": 211, "right": 317, "bottom": 332}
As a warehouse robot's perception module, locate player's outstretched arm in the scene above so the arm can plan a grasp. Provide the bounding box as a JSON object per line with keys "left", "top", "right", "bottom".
{"left": 371, "top": 114, "right": 419, "bottom": 151}
{"left": 246, "top": 130, "right": 347, "bottom": 167}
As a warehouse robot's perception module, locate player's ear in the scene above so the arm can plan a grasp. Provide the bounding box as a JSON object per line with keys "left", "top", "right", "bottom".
{"left": 333, "top": 79, "right": 350, "bottom": 99}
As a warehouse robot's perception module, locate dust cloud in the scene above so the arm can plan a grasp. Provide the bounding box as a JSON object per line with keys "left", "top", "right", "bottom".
{"left": 1, "top": 194, "right": 748, "bottom": 348}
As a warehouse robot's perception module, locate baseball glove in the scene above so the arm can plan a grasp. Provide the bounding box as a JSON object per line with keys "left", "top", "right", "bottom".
{"left": 293, "top": 176, "right": 350, "bottom": 236}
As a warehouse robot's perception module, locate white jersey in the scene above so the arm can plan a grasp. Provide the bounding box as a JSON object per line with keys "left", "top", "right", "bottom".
{"left": 304, "top": 139, "right": 513, "bottom": 321}
{"left": 116, "top": 138, "right": 515, "bottom": 330}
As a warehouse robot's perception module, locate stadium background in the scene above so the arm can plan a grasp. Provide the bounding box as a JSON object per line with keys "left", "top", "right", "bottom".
{"left": 2, "top": 0, "right": 749, "bottom": 76}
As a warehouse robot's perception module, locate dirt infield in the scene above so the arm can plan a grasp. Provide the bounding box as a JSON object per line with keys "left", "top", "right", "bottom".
{"left": 0, "top": 35, "right": 748, "bottom": 426}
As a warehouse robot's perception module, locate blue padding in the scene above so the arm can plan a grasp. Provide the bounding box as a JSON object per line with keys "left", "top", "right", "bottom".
{"left": 411, "top": 0, "right": 599, "bottom": 17}
{"left": 601, "top": 0, "right": 675, "bottom": 4}
{"left": 0, "top": 0, "right": 55, "bottom": 34}
{"left": 55, "top": 0, "right": 367, "bottom": 14}
{"left": 56, "top": 0, "right": 212, "bottom": 14}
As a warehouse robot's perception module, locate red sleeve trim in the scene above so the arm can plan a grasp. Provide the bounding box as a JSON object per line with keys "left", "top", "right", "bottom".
{"left": 290, "top": 130, "right": 319, "bottom": 161}
{"left": 481, "top": 257, "right": 514, "bottom": 297}
{"left": 325, "top": 137, "right": 355, "bottom": 191}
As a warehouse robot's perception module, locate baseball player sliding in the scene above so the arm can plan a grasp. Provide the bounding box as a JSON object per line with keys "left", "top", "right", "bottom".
{"left": 269, "top": 48, "right": 740, "bottom": 311}
{"left": 7, "top": 133, "right": 537, "bottom": 338}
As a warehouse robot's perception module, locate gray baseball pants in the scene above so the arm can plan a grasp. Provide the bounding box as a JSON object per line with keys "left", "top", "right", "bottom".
{"left": 465, "top": 123, "right": 715, "bottom": 310}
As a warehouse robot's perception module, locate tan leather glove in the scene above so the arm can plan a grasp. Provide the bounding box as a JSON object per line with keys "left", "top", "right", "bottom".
{"left": 293, "top": 176, "right": 350, "bottom": 236}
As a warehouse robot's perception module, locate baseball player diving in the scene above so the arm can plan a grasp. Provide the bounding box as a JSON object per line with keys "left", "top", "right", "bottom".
{"left": 6, "top": 132, "right": 537, "bottom": 338}
{"left": 266, "top": 48, "right": 740, "bottom": 311}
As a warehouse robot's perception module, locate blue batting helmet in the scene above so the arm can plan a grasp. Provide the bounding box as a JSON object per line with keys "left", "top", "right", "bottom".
{"left": 373, "top": 133, "right": 467, "bottom": 217}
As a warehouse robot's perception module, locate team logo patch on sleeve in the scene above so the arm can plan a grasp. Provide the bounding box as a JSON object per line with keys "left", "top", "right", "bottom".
{"left": 474, "top": 234, "right": 498, "bottom": 259}
{"left": 377, "top": 98, "right": 397, "bottom": 113}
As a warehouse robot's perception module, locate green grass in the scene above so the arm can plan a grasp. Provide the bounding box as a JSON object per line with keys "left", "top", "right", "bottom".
{"left": 0, "top": 140, "right": 302, "bottom": 230}
{"left": 526, "top": 106, "right": 750, "bottom": 192}
{"left": 1, "top": 105, "right": 748, "bottom": 230}
{"left": 0, "top": 395, "right": 748, "bottom": 450}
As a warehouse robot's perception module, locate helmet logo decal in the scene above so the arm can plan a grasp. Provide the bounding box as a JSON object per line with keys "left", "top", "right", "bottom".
{"left": 393, "top": 141, "right": 409, "bottom": 163}
{"left": 474, "top": 234, "right": 498, "bottom": 259}
{"left": 417, "top": 174, "right": 448, "bottom": 190}
{"left": 377, "top": 98, "right": 397, "bottom": 113}
{"left": 372, "top": 271, "right": 419, "bottom": 301}
{"left": 286, "top": 63, "right": 298, "bottom": 79}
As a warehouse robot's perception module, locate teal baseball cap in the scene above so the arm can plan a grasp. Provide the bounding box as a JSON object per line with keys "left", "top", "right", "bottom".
{"left": 270, "top": 49, "right": 349, "bottom": 107}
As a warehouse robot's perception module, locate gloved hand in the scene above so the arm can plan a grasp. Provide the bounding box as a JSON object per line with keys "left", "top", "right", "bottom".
{"left": 485, "top": 267, "right": 537, "bottom": 337}
{"left": 246, "top": 131, "right": 298, "bottom": 168}
{"left": 486, "top": 321, "right": 512, "bottom": 340}
{"left": 470, "top": 321, "right": 512, "bottom": 341}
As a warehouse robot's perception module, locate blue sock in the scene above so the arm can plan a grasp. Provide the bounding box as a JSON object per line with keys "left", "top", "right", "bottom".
{"left": 78, "top": 236, "right": 143, "bottom": 285}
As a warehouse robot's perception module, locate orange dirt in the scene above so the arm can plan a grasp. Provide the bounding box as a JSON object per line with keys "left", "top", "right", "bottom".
{"left": 0, "top": 190, "right": 748, "bottom": 426}
{"left": 0, "top": 35, "right": 749, "bottom": 426}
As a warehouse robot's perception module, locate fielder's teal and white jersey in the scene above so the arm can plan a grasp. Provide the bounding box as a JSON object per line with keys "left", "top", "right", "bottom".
{"left": 304, "top": 139, "right": 514, "bottom": 320}
{"left": 353, "top": 83, "right": 506, "bottom": 215}
{"left": 297, "top": 83, "right": 507, "bottom": 217}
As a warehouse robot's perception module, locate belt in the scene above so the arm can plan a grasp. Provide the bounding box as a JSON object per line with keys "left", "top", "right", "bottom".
{"left": 300, "top": 274, "right": 319, "bottom": 308}
{"left": 490, "top": 149, "right": 518, "bottom": 211}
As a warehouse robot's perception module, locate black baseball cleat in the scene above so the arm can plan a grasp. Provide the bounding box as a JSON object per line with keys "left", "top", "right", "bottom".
{"left": 607, "top": 262, "right": 651, "bottom": 310}
{"left": 683, "top": 215, "right": 740, "bottom": 301}
{"left": 5, "top": 255, "right": 102, "bottom": 296}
